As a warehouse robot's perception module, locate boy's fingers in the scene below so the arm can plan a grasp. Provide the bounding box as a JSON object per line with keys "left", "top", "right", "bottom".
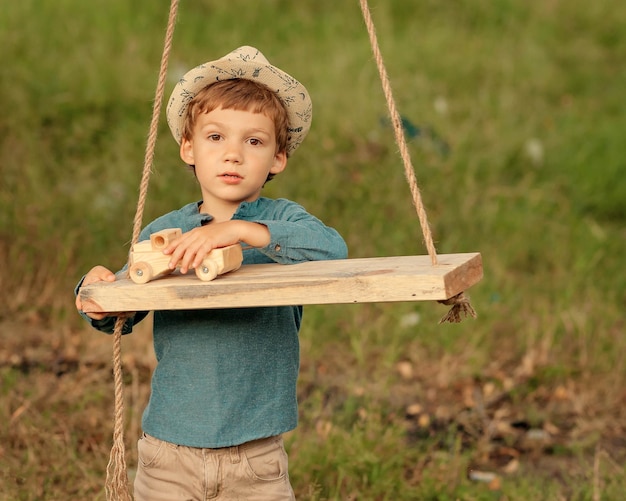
{"left": 164, "top": 229, "right": 227, "bottom": 272}
{"left": 177, "top": 248, "right": 197, "bottom": 274}
{"left": 85, "top": 266, "right": 116, "bottom": 284}
{"left": 167, "top": 235, "right": 200, "bottom": 272}
{"left": 94, "top": 266, "right": 116, "bottom": 282}
{"left": 94, "top": 273, "right": 116, "bottom": 284}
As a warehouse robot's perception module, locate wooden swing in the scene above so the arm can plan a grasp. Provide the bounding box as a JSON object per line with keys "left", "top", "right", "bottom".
{"left": 86, "top": 1, "right": 483, "bottom": 498}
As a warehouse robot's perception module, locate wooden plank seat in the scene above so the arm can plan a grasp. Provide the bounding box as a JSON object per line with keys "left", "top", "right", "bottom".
{"left": 79, "top": 252, "right": 483, "bottom": 313}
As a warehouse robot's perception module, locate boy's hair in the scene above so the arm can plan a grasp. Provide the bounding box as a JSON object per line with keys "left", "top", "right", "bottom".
{"left": 182, "top": 79, "right": 290, "bottom": 157}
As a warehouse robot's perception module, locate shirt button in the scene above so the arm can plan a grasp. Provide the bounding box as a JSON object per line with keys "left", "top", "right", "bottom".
{"left": 275, "top": 244, "right": 281, "bottom": 252}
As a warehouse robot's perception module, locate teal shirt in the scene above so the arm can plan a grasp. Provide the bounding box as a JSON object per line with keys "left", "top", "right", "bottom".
{"left": 79, "top": 198, "right": 347, "bottom": 448}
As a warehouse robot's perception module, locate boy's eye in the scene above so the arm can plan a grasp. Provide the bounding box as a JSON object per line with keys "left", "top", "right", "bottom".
{"left": 248, "top": 138, "right": 262, "bottom": 146}
{"left": 208, "top": 134, "right": 221, "bottom": 141}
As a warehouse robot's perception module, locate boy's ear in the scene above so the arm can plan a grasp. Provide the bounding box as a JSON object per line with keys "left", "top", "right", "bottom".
{"left": 270, "top": 151, "right": 287, "bottom": 174}
{"left": 180, "top": 138, "right": 194, "bottom": 165}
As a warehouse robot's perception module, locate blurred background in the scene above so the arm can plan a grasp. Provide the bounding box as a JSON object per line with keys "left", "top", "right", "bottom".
{"left": 1, "top": 0, "right": 625, "bottom": 499}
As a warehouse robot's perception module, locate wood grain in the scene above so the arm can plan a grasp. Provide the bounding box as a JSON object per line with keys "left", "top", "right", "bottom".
{"left": 79, "top": 253, "right": 483, "bottom": 313}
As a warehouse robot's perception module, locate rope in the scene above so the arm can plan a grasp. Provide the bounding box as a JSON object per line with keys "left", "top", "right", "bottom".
{"left": 131, "top": 0, "right": 181, "bottom": 247}
{"left": 358, "top": 0, "right": 438, "bottom": 266}
{"left": 437, "top": 292, "right": 478, "bottom": 324}
{"left": 358, "top": 0, "right": 476, "bottom": 323}
{"left": 105, "top": 316, "right": 134, "bottom": 501}
{"left": 105, "top": 1, "right": 180, "bottom": 499}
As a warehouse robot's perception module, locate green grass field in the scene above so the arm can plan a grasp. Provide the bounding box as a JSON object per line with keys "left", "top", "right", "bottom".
{"left": 1, "top": 0, "right": 625, "bottom": 499}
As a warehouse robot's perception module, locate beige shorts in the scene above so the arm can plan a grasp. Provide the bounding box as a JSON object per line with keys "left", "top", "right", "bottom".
{"left": 134, "top": 433, "right": 295, "bottom": 501}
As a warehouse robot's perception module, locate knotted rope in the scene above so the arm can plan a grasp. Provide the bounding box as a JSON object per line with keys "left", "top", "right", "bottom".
{"left": 437, "top": 292, "right": 478, "bottom": 324}
{"left": 358, "top": 0, "right": 476, "bottom": 323}
{"left": 105, "top": 1, "right": 180, "bottom": 499}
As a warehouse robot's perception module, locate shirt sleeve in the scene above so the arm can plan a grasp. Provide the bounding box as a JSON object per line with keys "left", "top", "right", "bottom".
{"left": 252, "top": 201, "right": 348, "bottom": 264}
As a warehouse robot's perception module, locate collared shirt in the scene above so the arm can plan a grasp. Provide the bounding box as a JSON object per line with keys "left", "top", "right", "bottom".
{"left": 80, "top": 198, "right": 347, "bottom": 447}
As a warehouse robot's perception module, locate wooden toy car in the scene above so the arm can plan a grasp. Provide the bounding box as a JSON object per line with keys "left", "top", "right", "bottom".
{"left": 128, "top": 228, "right": 243, "bottom": 284}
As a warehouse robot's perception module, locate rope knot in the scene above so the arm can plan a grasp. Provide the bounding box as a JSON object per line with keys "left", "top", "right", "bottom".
{"left": 438, "top": 291, "right": 477, "bottom": 324}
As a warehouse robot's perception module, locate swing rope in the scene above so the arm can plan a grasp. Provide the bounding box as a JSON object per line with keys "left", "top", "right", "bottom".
{"left": 106, "top": 0, "right": 474, "bottom": 497}
{"left": 358, "top": 0, "right": 476, "bottom": 323}
{"left": 106, "top": 1, "right": 180, "bottom": 499}
{"left": 358, "top": 0, "right": 437, "bottom": 266}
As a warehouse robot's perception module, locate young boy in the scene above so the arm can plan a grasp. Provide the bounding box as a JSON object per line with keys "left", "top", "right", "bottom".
{"left": 75, "top": 46, "right": 347, "bottom": 500}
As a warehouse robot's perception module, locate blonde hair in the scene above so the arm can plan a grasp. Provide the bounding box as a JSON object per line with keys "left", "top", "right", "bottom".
{"left": 182, "top": 79, "right": 290, "bottom": 156}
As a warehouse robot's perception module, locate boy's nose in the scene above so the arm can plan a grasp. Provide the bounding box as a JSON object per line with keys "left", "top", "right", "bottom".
{"left": 223, "top": 144, "right": 242, "bottom": 163}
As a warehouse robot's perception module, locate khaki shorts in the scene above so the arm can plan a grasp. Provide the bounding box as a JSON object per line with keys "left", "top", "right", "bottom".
{"left": 134, "top": 433, "right": 295, "bottom": 501}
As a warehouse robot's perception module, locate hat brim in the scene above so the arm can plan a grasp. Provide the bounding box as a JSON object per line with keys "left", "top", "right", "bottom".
{"left": 166, "top": 46, "right": 312, "bottom": 156}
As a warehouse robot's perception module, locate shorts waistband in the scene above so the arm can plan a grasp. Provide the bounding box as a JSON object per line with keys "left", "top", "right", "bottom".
{"left": 143, "top": 432, "right": 281, "bottom": 451}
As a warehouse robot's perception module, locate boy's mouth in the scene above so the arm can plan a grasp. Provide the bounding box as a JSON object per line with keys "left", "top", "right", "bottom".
{"left": 220, "top": 172, "right": 243, "bottom": 184}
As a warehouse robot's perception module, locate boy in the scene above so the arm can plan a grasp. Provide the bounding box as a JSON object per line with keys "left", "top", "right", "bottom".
{"left": 75, "top": 46, "right": 347, "bottom": 500}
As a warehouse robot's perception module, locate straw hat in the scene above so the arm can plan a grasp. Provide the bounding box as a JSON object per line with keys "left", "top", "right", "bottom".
{"left": 166, "top": 46, "right": 312, "bottom": 155}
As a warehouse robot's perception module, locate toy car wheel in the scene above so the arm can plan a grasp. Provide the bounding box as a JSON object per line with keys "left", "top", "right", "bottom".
{"left": 130, "top": 262, "right": 153, "bottom": 284}
{"left": 196, "top": 259, "right": 219, "bottom": 281}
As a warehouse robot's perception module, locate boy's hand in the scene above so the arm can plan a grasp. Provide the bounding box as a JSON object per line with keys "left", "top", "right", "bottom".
{"left": 75, "top": 265, "right": 116, "bottom": 320}
{"left": 163, "top": 221, "right": 270, "bottom": 274}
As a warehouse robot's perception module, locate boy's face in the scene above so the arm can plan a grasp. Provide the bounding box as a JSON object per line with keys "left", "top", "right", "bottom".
{"left": 180, "top": 107, "right": 287, "bottom": 210}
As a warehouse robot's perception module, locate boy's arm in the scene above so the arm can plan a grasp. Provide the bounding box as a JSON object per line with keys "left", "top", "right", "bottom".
{"left": 257, "top": 216, "right": 347, "bottom": 264}
{"left": 251, "top": 199, "right": 347, "bottom": 264}
{"left": 162, "top": 203, "right": 347, "bottom": 270}
{"left": 162, "top": 220, "right": 271, "bottom": 273}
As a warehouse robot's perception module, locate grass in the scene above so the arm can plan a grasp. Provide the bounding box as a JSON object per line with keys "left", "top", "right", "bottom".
{"left": 1, "top": 0, "right": 626, "bottom": 499}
